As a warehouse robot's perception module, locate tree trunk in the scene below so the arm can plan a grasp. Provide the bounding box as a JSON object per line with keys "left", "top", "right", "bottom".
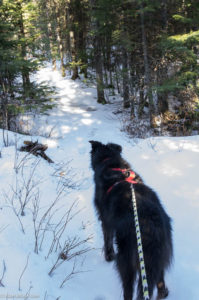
{"left": 140, "top": 1, "right": 155, "bottom": 125}
{"left": 122, "top": 47, "right": 130, "bottom": 108}
{"left": 46, "top": 1, "right": 56, "bottom": 70}
{"left": 70, "top": 30, "right": 79, "bottom": 80}
{"left": 90, "top": 0, "right": 106, "bottom": 104}
{"left": 94, "top": 34, "right": 106, "bottom": 104}
{"left": 161, "top": 0, "right": 168, "bottom": 30}
{"left": 18, "top": 2, "right": 30, "bottom": 91}
{"left": 78, "top": 5, "right": 88, "bottom": 79}
{"left": 138, "top": 88, "right": 146, "bottom": 117}
{"left": 56, "top": 5, "right": 65, "bottom": 77}
{"left": 114, "top": 62, "right": 120, "bottom": 94}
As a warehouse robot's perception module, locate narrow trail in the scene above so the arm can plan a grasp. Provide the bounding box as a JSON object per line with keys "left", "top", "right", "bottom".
{"left": 34, "top": 67, "right": 127, "bottom": 300}
{"left": 32, "top": 66, "right": 128, "bottom": 173}
{"left": 35, "top": 67, "right": 123, "bottom": 141}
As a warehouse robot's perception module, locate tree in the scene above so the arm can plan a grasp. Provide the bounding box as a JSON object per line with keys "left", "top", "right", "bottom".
{"left": 0, "top": 0, "right": 53, "bottom": 131}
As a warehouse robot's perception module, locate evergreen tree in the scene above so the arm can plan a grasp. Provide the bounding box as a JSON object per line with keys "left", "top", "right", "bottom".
{"left": 0, "top": 0, "right": 53, "bottom": 130}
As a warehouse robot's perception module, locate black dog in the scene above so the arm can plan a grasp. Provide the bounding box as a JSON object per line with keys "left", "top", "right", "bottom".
{"left": 89, "top": 141, "right": 173, "bottom": 300}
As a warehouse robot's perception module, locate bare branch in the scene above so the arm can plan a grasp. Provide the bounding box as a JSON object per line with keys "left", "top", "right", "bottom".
{"left": 59, "top": 258, "right": 89, "bottom": 289}
{"left": 3, "top": 191, "right": 25, "bottom": 234}
{"left": 48, "top": 235, "right": 93, "bottom": 277}
{"left": 0, "top": 260, "right": 6, "bottom": 287}
{"left": 18, "top": 253, "right": 30, "bottom": 291}
{"left": 23, "top": 283, "right": 33, "bottom": 300}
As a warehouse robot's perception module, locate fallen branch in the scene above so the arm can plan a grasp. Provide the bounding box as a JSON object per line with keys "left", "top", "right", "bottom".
{"left": 20, "top": 141, "right": 54, "bottom": 163}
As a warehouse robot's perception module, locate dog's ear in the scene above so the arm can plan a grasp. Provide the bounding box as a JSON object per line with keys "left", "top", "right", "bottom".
{"left": 89, "top": 140, "right": 103, "bottom": 150}
{"left": 107, "top": 143, "right": 122, "bottom": 153}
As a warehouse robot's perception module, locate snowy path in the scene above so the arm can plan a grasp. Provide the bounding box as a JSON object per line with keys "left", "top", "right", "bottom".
{"left": 0, "top": 66, "right": 199, "bottom": 300}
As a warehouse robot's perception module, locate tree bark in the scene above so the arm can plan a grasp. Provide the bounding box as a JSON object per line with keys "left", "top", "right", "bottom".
{"left": 122, "top": 47, "right": 130, "bottom": 108}
{"left": 46, "top": 1, "right": 57, "bottom": 70}
{"left": 18, "top": 1, "right": 30, "bottom": 91}
{"left": 140, "top": 1, "right": 155, "bottom": 125}
{"left": 70, "top": 30, "right": 79, "bottom": 80}
{"left": 56, "top": 4, "right": 65, "bottom": 77}
{"left": 161, "top": 0, "right": 168, "bottom": 30}
{"left": 94, "top": 34, "right": 106, "bottom": 104}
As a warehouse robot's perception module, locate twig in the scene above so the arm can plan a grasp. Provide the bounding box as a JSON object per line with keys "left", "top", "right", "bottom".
{"left": 3, "top": 191, "right": 25, "bottom": 234}
{"left": 59, "top": 258, "right": 88, "bottom": 288}
{"left": 32, "top": 189, "right": 63, "bottom": 254}
{"left": 0, "top": 260, "right": 6, "bottom": 287}
{"left": 0, "top": 225, "right": 9, "bottom": 234}
{"left": 52, "top": 161, "right": 80, "bottom": 192}
{"left": 18, "top": 253, "right": 30, "bottom": 291}
{"left": 19, "top": 160, "right": 41, "bottom": 216}
{"left": 48, "top": 235, "right": 93, "bottom": 276}
{"left": 44, "top": 291, "right": 48, "bottom": 300}
{"left": 23, "top": 283, "right": 33, "bottom": 300}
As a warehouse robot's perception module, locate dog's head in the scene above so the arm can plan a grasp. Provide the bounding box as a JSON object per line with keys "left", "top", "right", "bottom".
{"left": 89, "top": 141, "right": 122, "bottom": 169}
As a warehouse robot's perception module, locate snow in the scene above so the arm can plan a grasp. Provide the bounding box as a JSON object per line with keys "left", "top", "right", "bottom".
{"left": 0, "top": 66, "right": 199, "bottom": 300}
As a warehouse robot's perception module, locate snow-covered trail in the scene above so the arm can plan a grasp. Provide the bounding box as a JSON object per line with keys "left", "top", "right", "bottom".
{"left": 34, "top": 67, "right": 124, "bottom": 144}
{"left": 0, "top": 66, "right": 199, "bottom": 300}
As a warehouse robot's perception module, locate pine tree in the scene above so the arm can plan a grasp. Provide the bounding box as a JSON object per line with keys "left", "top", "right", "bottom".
{"left": 0, "top": 0, "right": 53, "bottom": 130}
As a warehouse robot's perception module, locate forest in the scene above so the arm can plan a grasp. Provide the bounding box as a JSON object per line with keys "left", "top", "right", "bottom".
{"left": 1, "top": 2, "right": 199, "bottom": 299}
{"left": 1, "top": 0, "right": 199, "bottom": 137}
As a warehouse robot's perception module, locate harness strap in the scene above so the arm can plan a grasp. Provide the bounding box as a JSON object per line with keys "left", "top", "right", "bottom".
{"left": 131, "top": 184, "right": 149, "bottom": 300}
{"left": 107, "top": 168, "right": 137, "bottom": 193}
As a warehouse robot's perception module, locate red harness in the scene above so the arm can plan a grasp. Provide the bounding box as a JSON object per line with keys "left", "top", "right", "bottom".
{"left": 107, "top": 168, "right": 137, "bottom": 194}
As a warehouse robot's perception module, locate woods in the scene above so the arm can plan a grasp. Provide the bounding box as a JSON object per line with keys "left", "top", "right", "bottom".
{"left": 0, "top": 0, "right": 199, "bottom": 136}
{"left": 1, "top": 2, "right": 199, "bottom": 298}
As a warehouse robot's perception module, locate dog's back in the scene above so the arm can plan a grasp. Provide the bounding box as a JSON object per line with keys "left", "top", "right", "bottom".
{"left": 90, "top": 141, "right": 173, "bottom": 300}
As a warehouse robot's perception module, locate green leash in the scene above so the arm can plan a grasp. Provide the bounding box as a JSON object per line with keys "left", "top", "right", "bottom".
{"left": 132, "top": 184, "right": 150, "bottom": 300}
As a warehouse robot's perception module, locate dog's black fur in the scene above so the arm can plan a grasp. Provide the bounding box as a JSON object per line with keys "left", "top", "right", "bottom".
{"left": 89, "top": 141, "right": 173, "bottom": 300}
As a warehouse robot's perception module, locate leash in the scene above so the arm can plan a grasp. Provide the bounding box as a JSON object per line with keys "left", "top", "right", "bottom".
{"left": 105, "top": 167, "right": 150, "bottom": 300}
{"left": 131, "top": 184, "right": 150, "bottom": 300}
